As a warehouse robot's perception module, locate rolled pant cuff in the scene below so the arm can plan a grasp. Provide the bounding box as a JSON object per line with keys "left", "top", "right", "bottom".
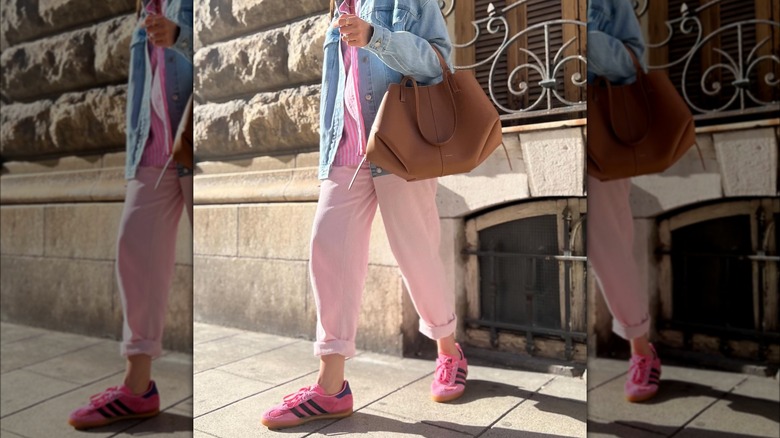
{"left": 121, "top": 340, "right": 162, "bottom": 359}
{"left": 612, "top": 316, "right": 651, "bottom": 340}
{"left": 418, "top": 315, "right": 457, "bottom": 340}
{"left": 314, "top": 340, "right": 356, "bottom": 358}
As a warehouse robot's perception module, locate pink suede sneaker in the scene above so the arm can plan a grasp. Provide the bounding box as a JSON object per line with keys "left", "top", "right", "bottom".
{"left": 431, "top": 343, "right": 468, "bottom": 402}
{"left": 625, "top": 344, "right": 661, "bottom": 402}
{"left": 261, "top": 381, "right": 353, "bottom": 429}
{"left": 68, "top": 381, "right": 160, "bottom": 430}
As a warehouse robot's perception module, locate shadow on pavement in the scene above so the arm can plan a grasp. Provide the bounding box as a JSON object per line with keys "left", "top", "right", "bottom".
{"left": 643, "top": 379, "right": 779, "bottom": 424}
{"left": 78, "top": 412, "right": 192, "bottom": 435}
{"left": 291, "top": 412, "right": 580, "bottom": 437}
{"left": 588, "top": 420, "right": 772, "bottom": 438}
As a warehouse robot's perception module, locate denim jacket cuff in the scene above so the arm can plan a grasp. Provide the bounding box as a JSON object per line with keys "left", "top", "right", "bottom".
{"left": 364, "top": 24, "right": 390, "bottom": 55}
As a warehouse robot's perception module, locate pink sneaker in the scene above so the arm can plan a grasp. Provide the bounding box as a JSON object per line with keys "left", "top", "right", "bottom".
{"left": 261, "top": 381, "right": 354, "bottom": 430}
{"left": 625, "top": 344, "right": 661, "bottom": 402}
{"left": 431, "top": 343, "right": 468, "bottom": 402}
{"left": 68, "top": 381, "right": 160, "bottom": 430}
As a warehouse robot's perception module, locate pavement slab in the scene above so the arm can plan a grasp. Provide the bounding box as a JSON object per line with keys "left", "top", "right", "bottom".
{"left": 1, "top": 329, "right": 103, "bottom": 373}
{"left": 194, "top": 330, "right": 295, "bottom": 374}
{"left": 193, "top": 323, "right": 589, "bottom": 438}
{"left": 0, "top": 323, "right": 192, "bottom": 438}
{"left": 587, "top": 357, "right": 780, "bottom": 438}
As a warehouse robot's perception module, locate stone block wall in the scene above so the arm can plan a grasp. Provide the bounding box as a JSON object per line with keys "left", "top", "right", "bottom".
{"left": 0, "top": 0, "right": 193, "bottom": 352}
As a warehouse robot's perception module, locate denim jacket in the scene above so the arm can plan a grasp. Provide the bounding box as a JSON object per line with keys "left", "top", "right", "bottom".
{"left": 318, "top": 0, "right": 453, "bottom": 180}
{"left": 125, "top": 0, "right": 193, "bottom": 179}
{"left": 587, "top": 0, "right": 647, "bottom": 85}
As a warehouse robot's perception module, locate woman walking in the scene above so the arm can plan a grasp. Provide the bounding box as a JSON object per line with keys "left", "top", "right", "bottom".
{"left": 261, "top": 0, "right": 467, "bottom": 429}
{"left": 68, "top": 0, "right": 193, "bottom": 429}
{"left": 587, "top": 0, "right": 662, "bottom": 403}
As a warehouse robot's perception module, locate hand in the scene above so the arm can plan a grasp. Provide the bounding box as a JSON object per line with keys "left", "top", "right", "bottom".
{"left": 337, "top": 13, "right": 373, "bottom": 47}
{"left": 143, "top": 13, "right": 179, "bottom": 48}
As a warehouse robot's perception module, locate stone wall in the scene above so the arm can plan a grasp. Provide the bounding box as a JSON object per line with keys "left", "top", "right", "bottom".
{"left": 0, "top": 0, "right": 193, "bottom": 352}
{"left": 191, "top": 1, "right": 589, "bottom": 358}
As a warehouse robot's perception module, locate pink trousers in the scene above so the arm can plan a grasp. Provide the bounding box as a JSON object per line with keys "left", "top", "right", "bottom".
{"left": 587, "top": 175, "right": 650, "bottom": 340}
{"left": 310, "top": 165, "right": 457, "bottom": 357}
{"left": 116, "top": 167, "right": 193, "bottom": 358}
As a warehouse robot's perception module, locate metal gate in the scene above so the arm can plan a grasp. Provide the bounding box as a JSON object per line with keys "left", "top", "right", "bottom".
{"left": 464, "top": 199, "right": 587, "bottom": 361}
{"left": 658, "top": 199, "right": 780, "bottom": 363}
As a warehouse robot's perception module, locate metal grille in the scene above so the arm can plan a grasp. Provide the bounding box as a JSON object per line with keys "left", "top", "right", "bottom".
{"left": 638, "top": 0, "right": 780, "bottom": 124}
{"left": 464, "top": 201, "right": 587, "bottom": 361}
{"left": 444, "top": 0, "right": 586, "bottom": 123}
{"left": 478, "top": 215, "right": 562, "bottom": 329}
{"left": 659, "top": 201, "right": 780, "bottom": 362}
{"left": 670, "top": 215, "right": 754, "bottom": 330}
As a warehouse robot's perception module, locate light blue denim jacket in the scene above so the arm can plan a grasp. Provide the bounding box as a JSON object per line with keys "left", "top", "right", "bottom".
{"left": 125, "top": 0, "right": 193, "bottom": 179}
{"left": 587, "top": 0, "right": 647, "bottom": 85}
{"left": 318, "top": 0, "right": 453, "bottom": 180}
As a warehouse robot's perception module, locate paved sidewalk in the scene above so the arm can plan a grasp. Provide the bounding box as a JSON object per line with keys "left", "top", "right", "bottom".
{"left": 588, "top": 357, "right": 780, "bottom": 438}
{"left": 193, "top": 322, "right": 587, "bottom": 437}
{"left": 0, "top": 322, "right": 192, "bottom": 438}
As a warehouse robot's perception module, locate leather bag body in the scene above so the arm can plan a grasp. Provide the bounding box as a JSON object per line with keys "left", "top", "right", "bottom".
{"left": 172, "top": 94, "right": 194, "bottom": 170}
{"left": 366, "top": 47, "right": 503, "bottom": 181}
{"left": 587, "top": 46, "right": 696, "bottom": 181}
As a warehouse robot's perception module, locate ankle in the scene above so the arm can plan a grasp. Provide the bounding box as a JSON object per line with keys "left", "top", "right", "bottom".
{"left": 317, "top": 380, "right": 343, "bottom": 396}
{"left": 124, "top": 380, "right": 150, "bottom": 396}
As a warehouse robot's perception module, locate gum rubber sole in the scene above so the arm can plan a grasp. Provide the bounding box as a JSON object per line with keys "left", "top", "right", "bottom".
{"left": 68, "top": 409, "right": 160, "bottom": 430}
{"left": 626, "top": 390, "right": 659, "bottom": 403}
{"left": 431, "top": 390, "right": 465, "bottom": 403}
{"left": 262, "top": 408, "right": 354, "bottom": 430}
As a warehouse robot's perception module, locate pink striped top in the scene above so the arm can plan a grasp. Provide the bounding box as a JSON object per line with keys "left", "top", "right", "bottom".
{"left": 333, "top": 0, "right": 366, "bottom": 167}
{"left": 139, "top": 0, "right": 175, "bottom": 168}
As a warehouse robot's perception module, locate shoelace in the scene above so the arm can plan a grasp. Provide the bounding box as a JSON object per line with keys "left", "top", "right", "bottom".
{"left": 435, "top": 356, "right": 458, "bottom": 385}
{"left": 628, "top": 355, "right": 650, "bottom": 385}
{"left": 282, "top": 386, "right": 316, "bottom": 408}
{"left": 89, "top": 386, "right": 122, "bottom": 407}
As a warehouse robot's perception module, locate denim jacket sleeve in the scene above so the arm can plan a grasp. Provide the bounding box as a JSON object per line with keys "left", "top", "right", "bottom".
{"left": 362, "top": 0, "right": 452, "bottom": 84}
{"left": 165, "top": 0, "right": 193, "bottom": 63}
{"left": 587, "top": 0, "right": 646, "bottom": 85}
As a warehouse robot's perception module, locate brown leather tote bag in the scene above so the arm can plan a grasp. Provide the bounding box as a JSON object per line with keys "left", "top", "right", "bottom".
{"left": 172, "top": 94, "right": 194, "bottom": 170}
{"left": 587, "top": 46, "right": 697, "bottom": 181}
{"left": 366, "top": 46, "right": 506, "bottom": 181}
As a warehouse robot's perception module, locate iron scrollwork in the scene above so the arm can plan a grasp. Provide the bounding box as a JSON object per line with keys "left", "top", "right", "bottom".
{"left": 635, "top": 0, "right": 779, "bottom": 120}
{"left": 441, "top": 1, "right": 587, "bottom": 121}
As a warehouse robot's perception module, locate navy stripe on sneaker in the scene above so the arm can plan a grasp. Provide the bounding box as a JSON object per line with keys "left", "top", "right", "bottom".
{"left": 105, "top": 403, "right": 124, "bottom": 417}
{"left": 144, "top": 383, "right": 159, "bottom": 399}
{"left": 289, "top": 407, "right": 305, "bottom": 418}
{"left": 307, "top": 400, "right": 328, "bottom": 414}
{"left": 455, "top": 380, "right": 467, "bottom": 386}
{"left": 96, "top": 408, "right": 113, "bottom": 418}
{"left": 113, "top": 400, "right": 135, "bottom": 415}
{"left": 336, "top": 384, "right": 352, "bottom": 399}
{"left": 457, "top": 368, "right": 466, "bottom": 375}
{"left": 298, "top": 403, "right": 316, "bottom": 416}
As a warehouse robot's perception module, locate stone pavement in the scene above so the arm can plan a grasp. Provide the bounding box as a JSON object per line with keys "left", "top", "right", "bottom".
{"left": 193, "top": 322, "right": 587, "bottom": 437}
{"left": 0, "top": 322, "right": 192, "bottom": 438}
{"left": 588, "top": 357, "right": 780, "bottom": 438}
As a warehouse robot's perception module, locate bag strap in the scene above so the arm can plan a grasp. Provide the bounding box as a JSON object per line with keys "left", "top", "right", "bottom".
{"left": 602, "top": 44, "right": 652, "bottom": 145}
{"left": 403, "top": 45, "right": 458, "bottom": 147}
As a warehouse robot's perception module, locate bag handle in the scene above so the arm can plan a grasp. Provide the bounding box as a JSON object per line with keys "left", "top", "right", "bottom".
{"left": 602, "top": 45, "right": 652, "bottom": 146}
{"left": 400, "top": 45, "right": 458, "bottom": 147}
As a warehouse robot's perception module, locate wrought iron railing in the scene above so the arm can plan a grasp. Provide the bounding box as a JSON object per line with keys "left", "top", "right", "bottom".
{"left": 635, "top": 0, "right": 780, "bottom": 123}
{"left": 441, "top": 0, "right": 587, "bottom": 122}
